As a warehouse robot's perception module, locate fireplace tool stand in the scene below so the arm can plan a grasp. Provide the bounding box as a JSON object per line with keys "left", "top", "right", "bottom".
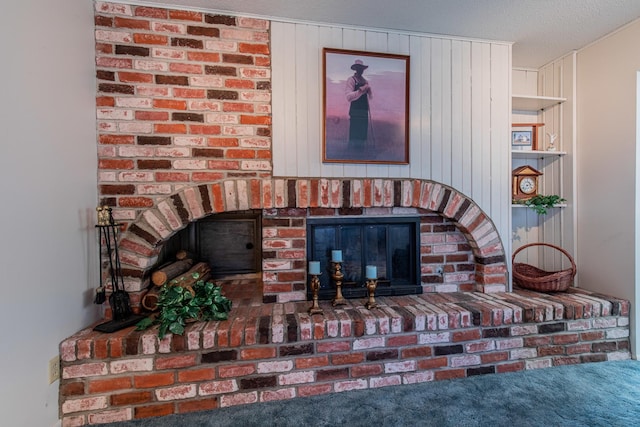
{"left": 93, "top": 206, "right": 144, "bottom": 333}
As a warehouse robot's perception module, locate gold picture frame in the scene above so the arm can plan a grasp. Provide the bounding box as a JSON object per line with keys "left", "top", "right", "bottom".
{"left": 322, "top": 48, "right": 410, "bottom": 164}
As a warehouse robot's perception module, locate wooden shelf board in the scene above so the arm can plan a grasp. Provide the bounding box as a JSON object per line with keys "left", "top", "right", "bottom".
{"left": 511, "top": 150, "right": 566, "bottom": 158}
{"left": 512, "top": 95, "right": 566, "bottom": 111}
{"left": 512, "top": 203, "right": 567, "bottom": 209}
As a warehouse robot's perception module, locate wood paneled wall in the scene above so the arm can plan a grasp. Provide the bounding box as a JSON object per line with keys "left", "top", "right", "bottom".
{"left": 511, "top": 53, "right": 576, "bottom": 272}
{"left": 539, "top": 53, "right": 576, "bottom": 268}
{"left": 271, "top": 22, "right": 512, "bottom": 262}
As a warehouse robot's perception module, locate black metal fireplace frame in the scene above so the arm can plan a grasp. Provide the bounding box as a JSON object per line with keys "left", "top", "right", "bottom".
{"left": 306, "top": 216, "right": 423, "bottom": 300}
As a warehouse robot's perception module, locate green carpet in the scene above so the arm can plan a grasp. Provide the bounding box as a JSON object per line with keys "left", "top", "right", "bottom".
{"left": 104, "top": 360, "right": 640, "bottom": 427}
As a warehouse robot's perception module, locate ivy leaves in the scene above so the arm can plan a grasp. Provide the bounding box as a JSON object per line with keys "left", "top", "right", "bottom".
{"left": 136, "top": 277, "right": 232, "bottom": 339}
{"left": 514, "top": 194, "right": 566, "bottom": 215}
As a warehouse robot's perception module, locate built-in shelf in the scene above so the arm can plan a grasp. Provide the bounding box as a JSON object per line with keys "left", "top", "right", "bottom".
{"left": 511, "top": 150, "right": 566, "bottom": 159}
{"left": 511, "top": 65, "right": 575, "bottom": 291}
{"left": 512, "top": 95, "right": 566, "bottom": 111}
{"left": 512, "top": 203, "right": 567, "bottom": 209}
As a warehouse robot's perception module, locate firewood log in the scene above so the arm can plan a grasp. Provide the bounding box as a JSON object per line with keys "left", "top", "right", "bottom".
{"left": 143, "top": 267, "right": 211, "bottom": 311}
{"left": 167, "top": 262, "right": 211, "bottom": 295}
{"left": 151, "top": 258, "right": 194, "bottom": 286}
{"left": 141, "top": 287, "right": 161, "bottom": 311}
{"left": 175, "top": 249, "right": 195, "bottom": 261}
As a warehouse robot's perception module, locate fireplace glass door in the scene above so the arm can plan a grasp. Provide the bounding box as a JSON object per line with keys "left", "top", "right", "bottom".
{"left": 307, "top": 217, "right": 421, "bottom": 299}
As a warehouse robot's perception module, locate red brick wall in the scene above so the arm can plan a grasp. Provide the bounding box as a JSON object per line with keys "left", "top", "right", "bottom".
{"left": 419, "top": 213, "right": 476, "bottom": 292}
{"left": 95, "top": 2, "right": 272, "bottom": 226}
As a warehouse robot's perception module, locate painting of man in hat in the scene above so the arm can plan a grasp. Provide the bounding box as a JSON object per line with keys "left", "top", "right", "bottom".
{"left": 323, "top": 48, "right": 409, "bottom": 164}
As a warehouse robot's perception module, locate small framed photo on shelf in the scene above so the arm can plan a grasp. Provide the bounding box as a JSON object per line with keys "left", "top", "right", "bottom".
{"left": 512, "top": 129, "right": 533, "bottom": 150}
{"left": 512, "top": 123, "right": 544, "bottom": 150}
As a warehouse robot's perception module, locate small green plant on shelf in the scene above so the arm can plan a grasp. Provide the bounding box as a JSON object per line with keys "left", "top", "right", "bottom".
{"left": 136, "top": 274, "right": 232, "bottom": 339}
{"left": 515, "top": 194, "right": 566, "bottom": 215}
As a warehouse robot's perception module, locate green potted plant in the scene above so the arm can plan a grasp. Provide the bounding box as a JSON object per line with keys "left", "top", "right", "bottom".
{"left": 517, "top": 194, "right": 566, "bottom": 215}
{"left": 136, "top": 274, "right": 232, "bottom": 338}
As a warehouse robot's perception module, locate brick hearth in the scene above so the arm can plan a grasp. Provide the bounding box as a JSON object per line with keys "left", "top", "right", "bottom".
{"left": 59, "top": 281, "right": 630, "bottom": 426}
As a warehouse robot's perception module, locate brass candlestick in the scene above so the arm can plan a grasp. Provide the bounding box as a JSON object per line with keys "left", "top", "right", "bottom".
{"left": 331, "top": 261, "right": 346, "bottom": 306}
{"left": 308, "top": 274, "right": 323, "bottom": 315}
{"left": 364, "top": 278, "right": 378, "bottom": 310}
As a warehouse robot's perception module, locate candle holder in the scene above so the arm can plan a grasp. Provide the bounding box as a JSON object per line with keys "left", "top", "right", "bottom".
{"left": 308, "top": 273, "right": 323, "bottom": 315}
{"left": 331, "top": 261, "right": 347, "bottom": 306}
{"left": 364, "top": 278, "right": 378, "bottom": 310}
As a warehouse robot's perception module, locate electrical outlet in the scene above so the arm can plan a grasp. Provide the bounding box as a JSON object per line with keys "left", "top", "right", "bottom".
{"left": 48, "top": 355, "right": 60, "bottom": 384}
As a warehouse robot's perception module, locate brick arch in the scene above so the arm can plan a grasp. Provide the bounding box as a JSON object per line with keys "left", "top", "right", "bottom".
{"left": 118, "top": 178, "right": 508, "bottom": 307}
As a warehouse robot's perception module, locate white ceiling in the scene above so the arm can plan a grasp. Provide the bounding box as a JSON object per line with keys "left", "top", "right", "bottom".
{"left": 144, "top": 0, "right": 640, "bottom": 68}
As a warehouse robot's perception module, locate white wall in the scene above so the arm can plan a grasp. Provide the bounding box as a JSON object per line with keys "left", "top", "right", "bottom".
{"left": 0, "top": 1, "right": 99, "bottom": 425}
{"left": 576, "top": 19, "right": 640, "bottom": 358}
{"left": 271, "top": 21, "right": 512, "bottom": 260}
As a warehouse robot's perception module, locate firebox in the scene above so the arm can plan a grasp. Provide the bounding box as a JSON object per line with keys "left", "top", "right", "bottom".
{"left": 306, "top": 216, "right": 422, "bottom": 300}
{"left": 156, "top": 211, "right": 262, "bottom": 278}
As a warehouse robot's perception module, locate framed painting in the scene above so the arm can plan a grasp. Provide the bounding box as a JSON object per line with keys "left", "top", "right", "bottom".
{"left": 322, "top": 48, "right": 410, "bottom": 164}
{"left": 512, "top": 122, "right": 544, "bottom": 150}
{"left": 512, "top": 129, "right": 533, "bottom": 150}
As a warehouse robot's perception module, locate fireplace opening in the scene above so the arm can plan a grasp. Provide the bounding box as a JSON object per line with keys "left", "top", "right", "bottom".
{"left": 306, "top": 216, "right": 422, "bottom": 300}
{"left": 157, "top": 210, "right": 262, "bottom": 278}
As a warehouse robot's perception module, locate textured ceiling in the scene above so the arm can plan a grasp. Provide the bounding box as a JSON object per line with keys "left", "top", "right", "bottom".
{"left": 141, "top": 0, "right": 640, "bottom": 68}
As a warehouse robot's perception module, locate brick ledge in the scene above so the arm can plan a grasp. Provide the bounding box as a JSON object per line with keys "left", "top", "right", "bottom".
{"left": 62, "top": 287, "right": 630, "bottom": 357}
{"left": 59, "top": 286, "right": 631, "bottom": 425}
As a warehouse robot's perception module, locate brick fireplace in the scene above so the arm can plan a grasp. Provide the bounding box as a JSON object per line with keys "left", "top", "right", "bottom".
{"left": 117, "top": 177, "right": 508, "bottom": 311}
{"left": 55, "top": 4, "right": 632, "bottom": 425}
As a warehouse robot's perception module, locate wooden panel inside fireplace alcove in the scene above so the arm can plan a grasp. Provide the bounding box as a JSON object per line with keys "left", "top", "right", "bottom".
{"left": 155, "top": 210, "right": 262, "bottom": 279}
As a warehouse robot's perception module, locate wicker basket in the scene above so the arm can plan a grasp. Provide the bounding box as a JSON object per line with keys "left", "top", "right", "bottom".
{"left": 512, "top": 243, "right": 576, "bottom": 292}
